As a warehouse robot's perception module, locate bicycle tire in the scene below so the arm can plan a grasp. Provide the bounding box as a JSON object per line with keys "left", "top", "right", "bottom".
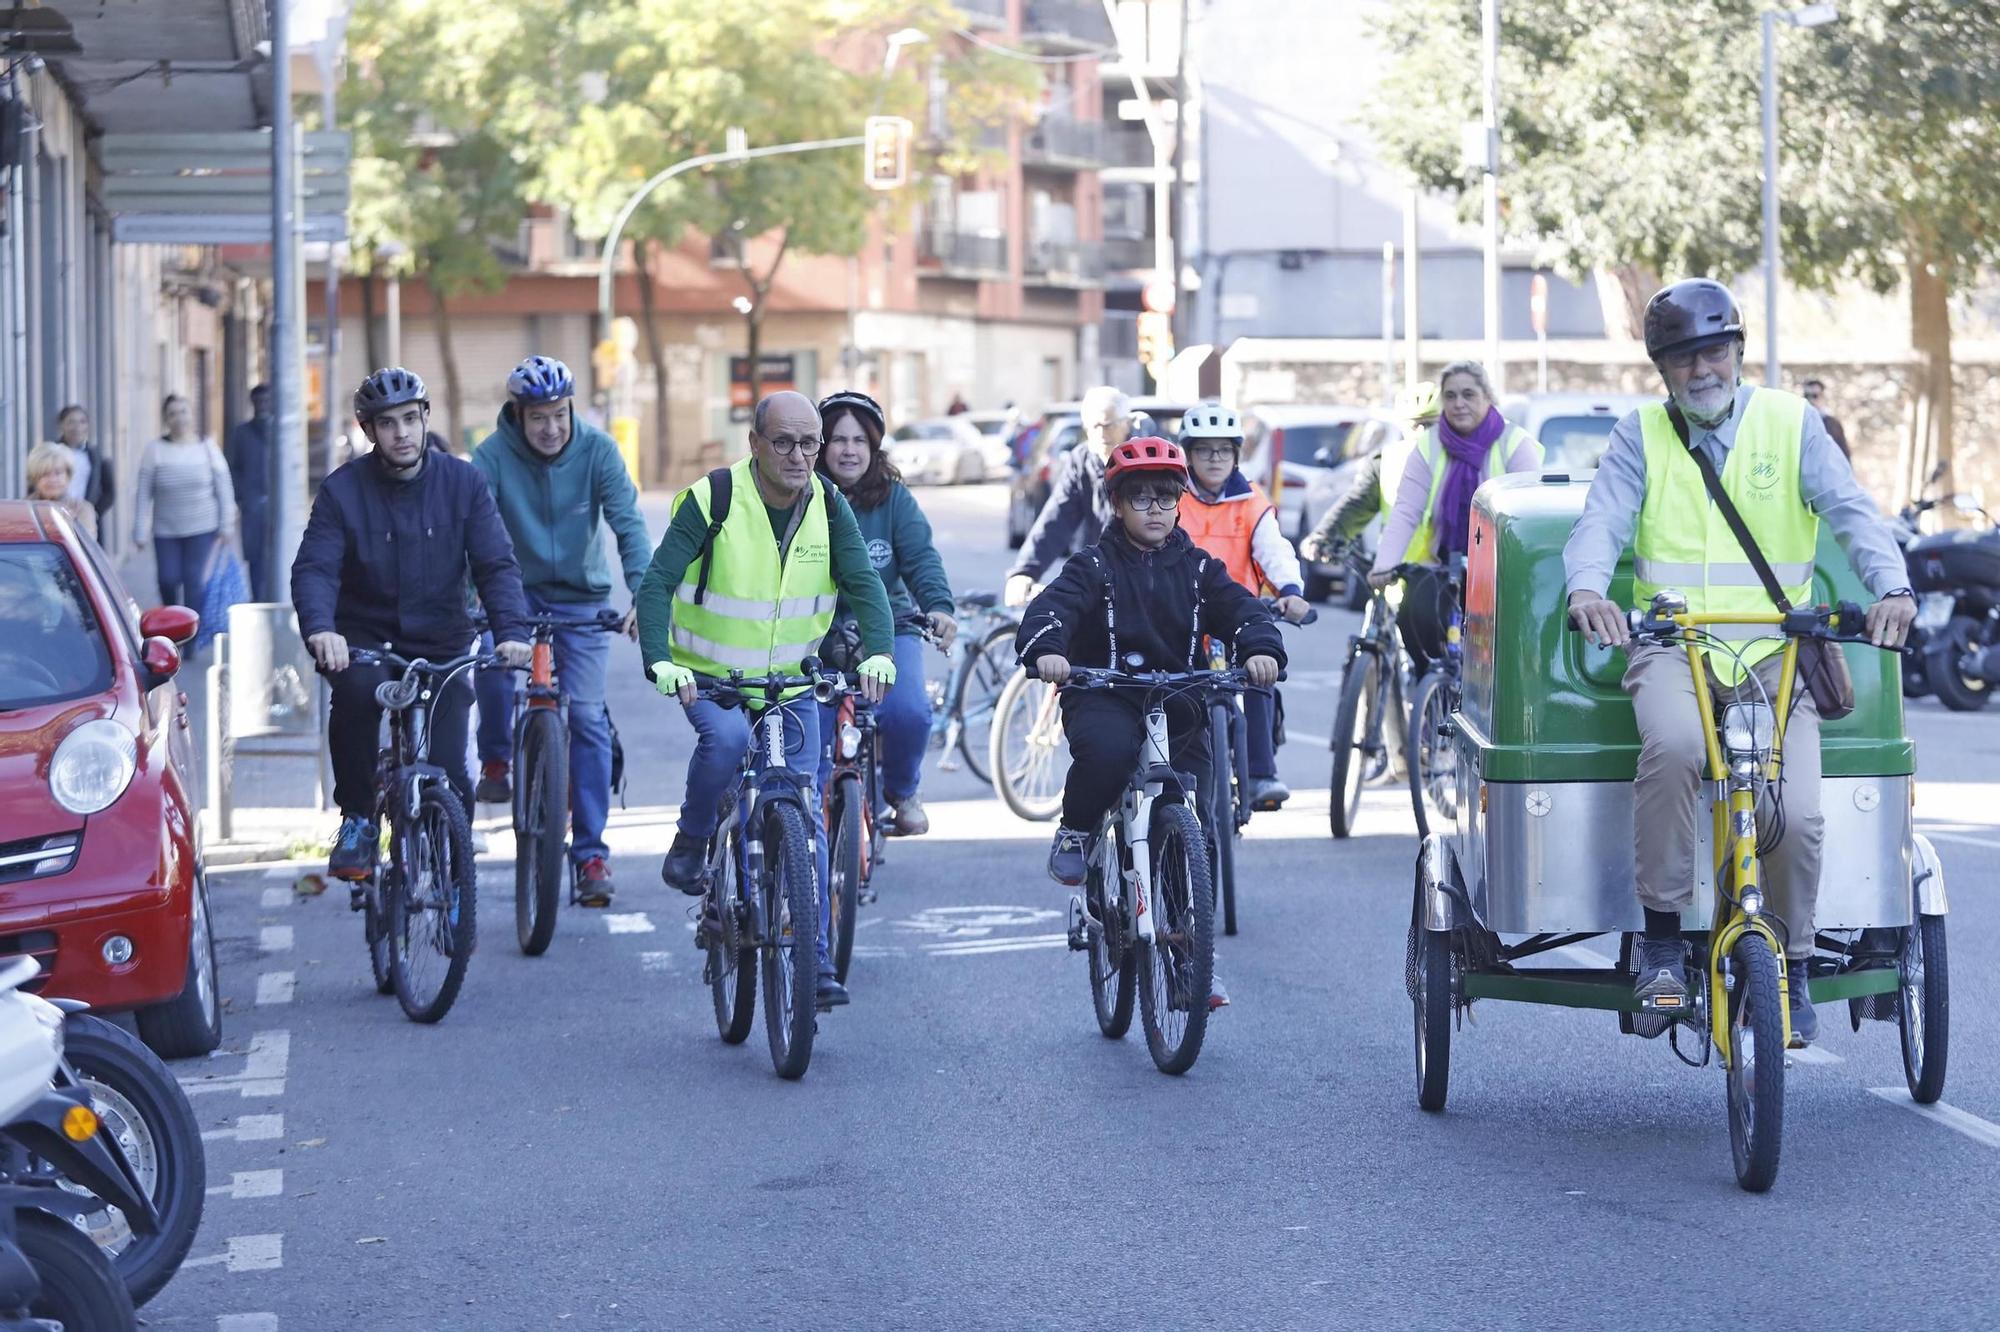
{"left": 514, "top": 707, "right": 568, "bottom": 957}
{"left": 1900, "top": 910, "right": 1949, "bottom": 1104}
{"left": 1086, "top": 856, "right": 1135, "bottom": 1039}
{"left": 1138, "top": 801, "right": 1214, "bottom": 1075}
{"left": 1412, "top": 886, "right": 1453, "bottom": 1113}
{"left": 1206, "top": 702, "right": 1239, "bottom": 937}
{"left": 18, "top": 1208, "right": 137, "bottom": 1331}
{"left": 389, "top": 784, "right": 477, "bottom": 1023}
{"left": 989, "top": 669, "right": 1067, "bottom": 821}
{"left": 759, "top": 801, "right": 819, "bottom": 1079}
{"left": 828, "top": 778, "right": 863, "bottom": 984}
{"left": 1407, "top": 671, "right": 1460, "bottom": 840}
{"left": 1725, "top": 932, "right": 1786, "bottom": 1192}
{"left": 708, "top": 833, "right": 756, "bottom": 1044}
{"left": 954, "top": 622, "right": 1020, "bottom": 783}
{"left": 366, "top": 882, "right": 393, "bottom": 995}
{"left": 1328, "top": 651, "right": 1379, "bottom": 840}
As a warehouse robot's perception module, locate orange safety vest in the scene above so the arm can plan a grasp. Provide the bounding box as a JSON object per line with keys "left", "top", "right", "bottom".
{"left": 1177, "top": 482, "right": 1274, "bottom": 592}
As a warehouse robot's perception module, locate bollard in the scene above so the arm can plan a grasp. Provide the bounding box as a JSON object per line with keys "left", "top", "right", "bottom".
{"left": 205, "top": 631, "right": 233, "bottom": 843}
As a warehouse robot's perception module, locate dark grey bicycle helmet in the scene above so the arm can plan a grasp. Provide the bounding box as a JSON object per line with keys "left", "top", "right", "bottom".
{"left": 818, "top": 389, "right": 886, "bottom": 436}
{"left": 1642, "top": 280, "right": 1745, "bottom": 362}
{"left": 353, "top": 366, "right": 429, "bottom": 424}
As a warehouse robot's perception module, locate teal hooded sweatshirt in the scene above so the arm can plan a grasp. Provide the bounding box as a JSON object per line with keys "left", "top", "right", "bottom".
{"left": 471, "top": 404, "right": 652, "bottom": 604}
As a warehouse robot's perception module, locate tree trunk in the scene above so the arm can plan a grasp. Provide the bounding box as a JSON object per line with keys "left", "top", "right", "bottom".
{"left": 631, "top": 239, "right": 672, "bottom": 487}
{"left": 429, "top": 277, "right": 463, "bottom": 452}
{"left": 746, "top": 303, "right": 763, "bottom": 411}
{"left": 1905, "top": 239, "right": 1955, "bottom": 514}
{"left": 1593, "top": 262, "right": 1660, "bottom": 345}
{"left": 359, "top": 268, "right": 381, "bottom": 372}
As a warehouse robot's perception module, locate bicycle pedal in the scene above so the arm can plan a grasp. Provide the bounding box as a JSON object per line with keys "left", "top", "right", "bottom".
{"left": 348, "top": 885, "right": 367, "bottom": 912}
{"left": 1066, "top": 894, "right": 1094, "bottom": 950}
{"left": 858, "top": 887, "right": 877, "bottom": 906}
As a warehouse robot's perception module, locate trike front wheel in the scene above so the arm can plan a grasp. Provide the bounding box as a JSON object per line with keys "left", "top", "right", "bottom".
{"left": 1900, "top": 912, "right": 1949, "bottom": 1104}
{"left": 1724, "top": 933, "right": 1786, "bottom": 1193}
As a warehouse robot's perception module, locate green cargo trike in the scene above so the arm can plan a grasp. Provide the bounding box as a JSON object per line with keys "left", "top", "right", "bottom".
{"left": 1407, "top": 474, "right": 1949, "bottom": 1193}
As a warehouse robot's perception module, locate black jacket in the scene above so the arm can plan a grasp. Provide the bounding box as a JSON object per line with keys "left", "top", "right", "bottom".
{"left": 1016, "top": 526, "right": 1286, "bottom": 672}
{"left": 71, "top": 442, "right": 115, "bottom": 516}
{"left": 290, "top": 444, "right": 529, "bottom": 658}
{"left": 1009, "top": 444, "right": 1114, "bottom": 580}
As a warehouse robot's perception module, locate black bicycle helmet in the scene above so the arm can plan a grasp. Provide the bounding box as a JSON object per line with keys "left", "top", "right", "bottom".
{"left": 1642, "top": 279, "right": 1745, "bottom": 362}
{"left": 507, "top": 355, "right": 574, "bottom": 406}
{"left": 353, "top": 366, "right": 429, "bottom": 424}
{"left": 818, "top": 389, "right": 886, "bottom": 436}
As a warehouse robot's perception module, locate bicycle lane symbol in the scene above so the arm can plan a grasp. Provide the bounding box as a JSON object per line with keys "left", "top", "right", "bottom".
{"left": 887, "top": 905, "right": 1068, "bottom": 958}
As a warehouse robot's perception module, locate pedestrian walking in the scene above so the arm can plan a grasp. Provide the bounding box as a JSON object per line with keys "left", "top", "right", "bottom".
{"left": 134, "top": 393, "right": 235, "bottom": 610}
{"left": 1802, "top": 378, "right": 1851, "bottom": 459}
{"left": 53, "top": 404, "right": 115, "bottom": 529}
{"left": 25, "top": 442, "right": 97, "bottom": 540}
{"left": 224, "top": 382, "right": 276, "bottom": 599}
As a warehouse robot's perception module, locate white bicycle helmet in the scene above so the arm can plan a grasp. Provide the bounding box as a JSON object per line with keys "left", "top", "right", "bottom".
{"left": 1178, "top": 405, "right": 1242, "bottom": 442}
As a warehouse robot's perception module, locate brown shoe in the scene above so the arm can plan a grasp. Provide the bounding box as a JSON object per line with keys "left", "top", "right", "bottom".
{"left": 890, "top": 795, "right": 929, "bottom": 837}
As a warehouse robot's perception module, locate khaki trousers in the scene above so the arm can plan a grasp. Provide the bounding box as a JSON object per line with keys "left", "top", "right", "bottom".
{"left": 1623, "top": 643, "right": 1823, "bottom": 959}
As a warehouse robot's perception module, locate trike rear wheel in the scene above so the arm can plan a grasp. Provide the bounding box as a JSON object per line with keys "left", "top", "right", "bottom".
{"left": 1725, "top": 933, "right": 1786, "bottom": 1193}
{"left": 1413, "top": 925, "right": 1453, "bottom": 1112}
{"left": 1899, "top": 912, "right": 1949, "bottom": 1104}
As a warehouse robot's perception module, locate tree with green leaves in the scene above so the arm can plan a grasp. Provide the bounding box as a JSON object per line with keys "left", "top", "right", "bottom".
{"left": 1370, "top": 0, "right": 2000, "bottom": 500}
{"left": 539, "top": 0, "right": 1035, "bottom": 470}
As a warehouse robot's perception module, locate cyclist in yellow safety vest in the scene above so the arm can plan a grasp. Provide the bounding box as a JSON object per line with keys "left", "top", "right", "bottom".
{"left": 635, "top": 390, "right": 897, "bottom": 1013}
{"left": 1564, "top": 279, "right": 1916, "bottom": 1041}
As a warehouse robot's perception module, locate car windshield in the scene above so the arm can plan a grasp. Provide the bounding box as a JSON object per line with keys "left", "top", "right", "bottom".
{"left": 1538, "top": 415, "right": 1620, "bottom": 470}
{"left": 1272, "top": 422, "right": 1357, "bottom": 466}
{"left": 0, "top": 544, "right": 113, "bottom": 712}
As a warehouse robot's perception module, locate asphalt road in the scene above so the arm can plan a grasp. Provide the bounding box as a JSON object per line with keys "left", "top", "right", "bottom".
{"left": 144, "top": 482, "right": 2000, "bottom": 1331}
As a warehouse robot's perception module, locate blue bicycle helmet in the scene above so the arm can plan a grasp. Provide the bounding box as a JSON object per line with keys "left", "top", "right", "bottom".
{"left": 818, "top": 389, "right": 886, "bottom": 436}
{"left": 507, "top": 355, "right": 575, "bottom": 406}
{"left": 353, "top": 366, "right": 428, "bottom": 424}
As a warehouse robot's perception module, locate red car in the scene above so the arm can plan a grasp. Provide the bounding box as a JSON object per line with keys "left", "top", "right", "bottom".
{"left": 0, "top": 500, "right": 221, "bottom": 1058}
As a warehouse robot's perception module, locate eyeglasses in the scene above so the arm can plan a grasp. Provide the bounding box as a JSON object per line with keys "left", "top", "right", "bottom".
{"left": 759, "top": 431, "right": 823, "bottom": 457}
{"left": 1188, "top": 444, "right": 1238, "bottom": 462}
{"left": 1661, "top": 342, "right": 1738, "bottom": 374}
{"left": 1124, "top": 489, "right": 1182, "bottom": 512}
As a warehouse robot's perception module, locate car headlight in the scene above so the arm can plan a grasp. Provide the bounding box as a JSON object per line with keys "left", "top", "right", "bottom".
{"left": 1720, "top": 702, "right": 1775, "bottom": 765}
{"left": 49, "top": 718, "right": 137, "bottom": 815}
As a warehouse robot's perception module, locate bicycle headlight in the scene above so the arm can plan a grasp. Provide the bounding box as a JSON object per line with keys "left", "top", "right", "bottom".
{"left": 1721, "top": 702, "right": 1776, "bottom": 765}
{"left": 49, "top": 719, "right": 137, "bottom": 815}
{"left": 839, "top": 723, "right": 862, "bottom": 760}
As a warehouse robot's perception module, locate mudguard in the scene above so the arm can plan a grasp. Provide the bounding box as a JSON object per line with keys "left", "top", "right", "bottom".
{"left": 1912, "top": 833, "right": 1949, "bottom": 916}
{"left": 0, "top": 1087, "right": 158, "bottom": 1235}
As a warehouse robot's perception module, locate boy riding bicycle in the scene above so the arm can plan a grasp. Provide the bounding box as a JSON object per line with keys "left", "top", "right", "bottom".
{"left": 1016, "top": 437, "right": 1287, "bottom": 1009}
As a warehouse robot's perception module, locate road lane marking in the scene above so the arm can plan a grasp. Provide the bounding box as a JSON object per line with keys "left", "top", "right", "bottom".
{"left": 259, "top": 887, "right": 291, "bottom": 909}
{"left": 605, "top": 912, "right": 656, "bottom": 934}
{"left": 1288, "top": 731, "right": 1330, "bottom": 747}
{"left": 1788, "top": 1046, "right": 1844, "bottom": 1065}
{"left": 1869, "top": 1088, "right": 2000, "bottom": 1150}
{"left": 183, "top": 1234, "right": 284, "bottom": 1272}
{"left": 256, "top": 972, "right": 295, "bottom": 1006}
{"left": 638, "top": 951, "right": 674, "bottom": 972}
{"left": 202, "top": 1114, "right": 284, "bottom": 1144}
{"left": 182, "top": 1032, "right": 289, "bottom": 1098}
{"left": 209, "top": 1169, "right": 283, "bottom": 1200}
{"left": 218, "top": 1316, "right": 279, "bottom": 1332}
{"left": 925, "top": 933, "right": 1070, "bottom": 956}
{"left": 258, "top": 925, "right": 294, "bottom": 954}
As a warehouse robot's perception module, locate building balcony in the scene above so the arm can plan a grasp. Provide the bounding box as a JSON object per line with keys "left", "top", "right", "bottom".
{"left": 1022, "top": 113, "right": 1104, "bottom": 170}
{"left": 1024, "top": 238, "right": 1105, "bottom": 288}
{"left": 1023, "top": 0, "right": 1116, "bottom": 52}
{"left": 1100, "top": 129, "right": 1160, "bottom": 171}
{"left": 1101, "top": 312, "right": 1140, "bottom": 360}
{"left": 956, "top": 0, "right": 1008, "bottom": 27}
{"left": 1101, "top": 235, "right": 1156, "bottom": 273}
{"left": 919, "top": 228, "right": 1010, "bottom": 281}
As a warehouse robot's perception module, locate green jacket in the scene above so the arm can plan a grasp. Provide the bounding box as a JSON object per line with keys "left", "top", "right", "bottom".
{"left": 849, "top": 481, "right": 953, "bottom": 619}
{"left": 471, "top": 405, "right": 651, "bottom": 603}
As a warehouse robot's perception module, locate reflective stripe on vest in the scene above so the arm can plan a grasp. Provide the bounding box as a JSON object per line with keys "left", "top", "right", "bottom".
{"left": 668, "top": 456, "right": 839, "bottom": 695}
{"left": 1404, "top": 424, "right": 1539, "bottom": 564}
{"left": 1631, "top": 387, "right": 1816, "bottom": 683}
{"left": 1176, "top": 481, "right": 1273, "bottom": 591}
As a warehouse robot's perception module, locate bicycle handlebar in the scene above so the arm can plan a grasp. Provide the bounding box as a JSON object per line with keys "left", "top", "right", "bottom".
{"left": 349, "top": 646, "right": 497, "bottom": 675}
{"left": 1060, "top": 665, "right": 1280, "bottom": 694}
{"left": 693, "top": 667, "right": 841, "bottom": 707}
{"left": 470, "top": 607, "right": 626, "bottom": 637}
{"left": 1622, "top": 600, "right": 1914, "bottom": 655}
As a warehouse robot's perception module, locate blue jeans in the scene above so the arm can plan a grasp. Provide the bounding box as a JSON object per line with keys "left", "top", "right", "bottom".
{"left": 814, "top": 632, "right": 933, "bottom": 802}
{"left": 1245, "top": 688, "right": 1278, "bottom": 781}
{"left": 153, "top": 529, "right": 217, "bottom": 610}
{"left": 681, "top": 695, "right": 834, "bottom": 975}
{"left": 475, "top": 594, "right": 615, "bottom": 864}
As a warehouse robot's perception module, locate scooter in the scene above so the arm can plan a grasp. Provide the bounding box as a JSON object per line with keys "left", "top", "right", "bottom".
{"left": 0, "top": 957, "right": 152, "bottom": 1330}
{"left": 1901, "top": 486, "right": 2000, "bottom": 712}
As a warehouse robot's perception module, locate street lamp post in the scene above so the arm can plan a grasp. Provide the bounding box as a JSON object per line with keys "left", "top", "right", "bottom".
{"left": 1760, "top": 3, "right": 1839, "bottom": 387}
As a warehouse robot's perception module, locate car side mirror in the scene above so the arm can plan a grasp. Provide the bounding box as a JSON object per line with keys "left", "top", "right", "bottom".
{"left": 139, "top": 604, "right": 200, "bottom": 645}
{"left": 140, "top": 635, "right": 181, "bottom": 686}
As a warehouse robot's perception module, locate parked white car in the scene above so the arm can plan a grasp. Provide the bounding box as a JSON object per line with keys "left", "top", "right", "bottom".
{"left": 1241, "top": 404, "right": 1402, "bottom": 602}
{"left": 957, "top": 409, "right": 1021, "bottom": 477}
{"left": 1499, "top": 392, "right": 1658, "bottom": 472}
{"left": 888, "top": 418, "right": 990, "bottom": 485}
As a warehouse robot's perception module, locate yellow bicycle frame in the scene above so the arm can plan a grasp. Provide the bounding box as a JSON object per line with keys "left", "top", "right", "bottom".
{"left": 1657, "top": 610, "right": 1800, "bottom": 1058}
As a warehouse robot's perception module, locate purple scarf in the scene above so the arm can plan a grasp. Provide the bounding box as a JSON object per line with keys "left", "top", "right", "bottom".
{"left": 1432, "top": 407, "right": 1507, "bottom": 559}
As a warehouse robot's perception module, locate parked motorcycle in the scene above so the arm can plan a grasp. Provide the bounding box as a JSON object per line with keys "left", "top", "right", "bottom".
{"left": 1901, "top": 489, "right": 2000, "bottom": 712}
{"left": 0, "top": 957, "right": 149, "bottom": 1330}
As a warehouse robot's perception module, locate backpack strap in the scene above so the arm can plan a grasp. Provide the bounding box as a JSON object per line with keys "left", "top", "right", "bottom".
{"left": 690, "top": 465, "right": 732, "bottom": 607}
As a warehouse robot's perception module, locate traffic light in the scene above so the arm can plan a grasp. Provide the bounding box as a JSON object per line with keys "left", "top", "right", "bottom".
{"left": 864, "top": 116, "right": 911, "bottom": 192}
{"left": 1137, "top": 310, "right": 1174, "bottom": 385}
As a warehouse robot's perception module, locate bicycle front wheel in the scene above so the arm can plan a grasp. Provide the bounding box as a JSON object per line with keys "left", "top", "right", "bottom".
{"left": 989, "top": 669, "right": 1067, "bottom": 822}
{"left": 514, "top": 707, "right": 568, "bottom": 956}
{"left": 1725, "top": 932, "right": 1786, "bottom": 1192}
{"left": 1206, "top": 702, "right": 1239, "bottom": 937}
{"left": 954, "top": 622, "right": 1020, "bottom": 784}
{"left": 759, "top": 801, "right": 819, "bottom": 1079}
{"left": 828, "top": 778, "right": 863, "bottom": 984}
{"left": 1407, "top": 671, "right": 1460, "bottom": 840}
{"left": 1328, "top": 651, "right": 1379, "bottom": 839}
{"left": 1139, "top": 802, "right": 1215, "bottom": 1075}
{"left": 389, "top": 784, "right": 478, "bottom": 1023}
{"left": 708, "top": 833, "right": 756, "bottom": 1044}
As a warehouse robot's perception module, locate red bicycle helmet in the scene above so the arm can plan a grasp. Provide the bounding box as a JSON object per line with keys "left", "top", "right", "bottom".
{"left": 1105, "top": 435, "right": 1189, "bottom": 486}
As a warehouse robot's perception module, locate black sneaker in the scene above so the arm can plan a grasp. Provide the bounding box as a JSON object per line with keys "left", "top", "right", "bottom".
{"left": 1787, "top": 959, "right": 1819, "bottom": 1046}
{"left": 815, "top": 974, "right": 850, "bottom": 1011}
{"left": 475, "top": 761, "right": 512, "bottom": 804}
{"left": 329, "top": 816, "right": 377, "bottom": 882}
{"left": 1632, "top": 936, "right": 1689, "bottom": 1012}
{"left": 661, "top": 832, "right": 707, "bottom": 897}
{"left": 1047, "top": 827, "right": 1089, "bottom": 886}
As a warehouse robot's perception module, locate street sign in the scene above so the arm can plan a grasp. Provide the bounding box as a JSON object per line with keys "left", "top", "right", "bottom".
{"left": 864, "top": 116, "right": 912, "bottom": 191}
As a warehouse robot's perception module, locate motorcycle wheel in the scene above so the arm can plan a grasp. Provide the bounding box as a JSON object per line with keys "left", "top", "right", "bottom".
{"left": 1926, "top": 617, "right": 1992, "bottom": 711}
{"left": 18, "top": 1208, "right": 137, "bottom": 1330}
